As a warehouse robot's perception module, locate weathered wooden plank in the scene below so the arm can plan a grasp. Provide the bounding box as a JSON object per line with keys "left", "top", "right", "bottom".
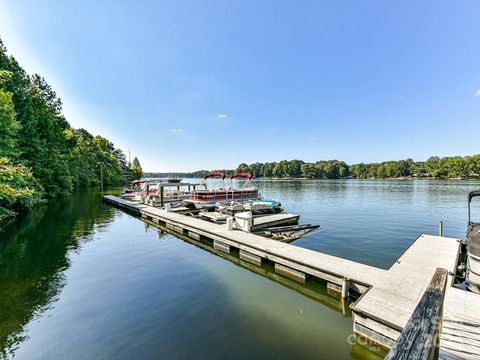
{"left": 275, "top": 263, "right": 306, "bottom": 284}
{"left": 385, "top": 268, "right": 448, "bottom": 360}
{"left": 166, "top": 222, "right": 183, "bottom": 234}
{"left": 188, "top": 231, "right": 200, "bottom": 240}
{"left": 353, "top": 322, "right": 396, "bottom": 350}
{"left": 213, "top": 239, "right": 230, "bottom": 254}
{"left": 239, "top": 249, "right": 262, "bottom": 266}
{"left": 353, "top": 312, "right": 401, "bottom": 345}
{"left": 327, "top": 282, "right": 342, "bottom": 299}
{"left": 440, "top": 286, "right": 480, "bottom": 359}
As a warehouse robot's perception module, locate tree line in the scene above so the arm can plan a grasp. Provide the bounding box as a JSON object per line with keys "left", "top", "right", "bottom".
{"left": 0, "top": 39, "right": 141, "bottom": 220}
{"left": 145, "top": 156, "right": 480, "bottom": 181}
{"left": 235, "top": 155, "right": 480, "bottom": 179}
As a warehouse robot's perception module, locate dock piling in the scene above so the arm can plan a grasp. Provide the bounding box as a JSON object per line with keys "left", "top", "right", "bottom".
{"left": 341, "top": 277, "right": 349, "bottom": 299}
{"left": 226, "top": 217, "right": 234, "bottom": 231}
{"left": 439, "top": 221, "right": 443, "bottom": 237}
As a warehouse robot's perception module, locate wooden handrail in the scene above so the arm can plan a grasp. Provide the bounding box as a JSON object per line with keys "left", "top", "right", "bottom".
{"left": 385, "top": 267, "right": 448, "bottom": 360}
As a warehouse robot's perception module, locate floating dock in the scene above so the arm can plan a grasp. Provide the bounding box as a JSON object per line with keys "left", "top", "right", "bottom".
{"left": 251, "top": 213, "right": 300, "bottom": 231}
{"left": 103, "top": 195, "right": 479, "bottom": 358}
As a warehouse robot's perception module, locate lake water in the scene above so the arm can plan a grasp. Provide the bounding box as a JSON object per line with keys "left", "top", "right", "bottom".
{"left": 1, "top": 179, "right": 479, "bottom": 359}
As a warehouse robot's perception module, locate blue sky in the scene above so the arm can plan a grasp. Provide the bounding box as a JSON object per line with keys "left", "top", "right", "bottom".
{"left": 0, "top": 1, "right": 479, "bottom": 171}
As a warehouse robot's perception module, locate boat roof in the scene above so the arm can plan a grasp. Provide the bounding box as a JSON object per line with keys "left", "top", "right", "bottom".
{"left": 130, "top": 178, "right": 166, "bottom": 184}
{"left": 230, "top": 172, "right": 253, "bottom": 180}
{"left": 204, "top": 172, "right": 225, "bottom": 180}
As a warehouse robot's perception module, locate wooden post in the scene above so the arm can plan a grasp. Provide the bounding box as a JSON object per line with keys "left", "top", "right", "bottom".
{"left": 160, "top": 185, "right": 164, "bottom": 207}
{"left": 341, "top": 277, "right": 349, "bottom": 299}
{"left": 439, "top": 221, "right": 443, "bottom": 237}
{"left": 385, "top": 268, "right": 448, "bottom": 360}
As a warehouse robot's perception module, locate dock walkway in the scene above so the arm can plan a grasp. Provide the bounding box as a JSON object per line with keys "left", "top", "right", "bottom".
{"left": 440, "top": 287, "right": 480, "bottom": 359}
{"left": 103, "top": 195, "right": 478, "bottom": 357}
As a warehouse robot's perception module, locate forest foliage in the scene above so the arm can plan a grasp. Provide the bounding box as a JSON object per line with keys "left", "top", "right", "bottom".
{"left": 0, "top": 40, "right": 135, "bottom": 220}
{"left": 147, "top": 156, "right": 480, "bottom": 181}
{"left": 235, "top": 156, "right": 480, "bottom": 179}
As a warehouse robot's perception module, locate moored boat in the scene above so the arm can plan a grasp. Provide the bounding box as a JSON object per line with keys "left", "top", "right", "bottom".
{"left": 184, "top": 172, "right": 260, "bottom": 209}
{"left": 121, "top": 178, "right": 183, "bottom": 201}
{"left": 216, "top": 199, "right": 283, "bottom": 215}
{"left": 467, "top": 190, "right": 480, "bottom": 294}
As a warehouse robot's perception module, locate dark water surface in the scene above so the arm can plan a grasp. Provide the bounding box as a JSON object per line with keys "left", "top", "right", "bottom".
{"left": 1, "top": 180, "right": 479, "bottom": 359}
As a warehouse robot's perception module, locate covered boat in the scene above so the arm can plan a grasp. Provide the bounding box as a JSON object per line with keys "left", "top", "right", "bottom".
{"left": 467, "top": 190, "right": 480, "bottom": 293}
{"left": 121, "top": 178, "right": 182, "bottom": 201}
{"left": 184, "top": 172, "right": 260, "bottom": 209}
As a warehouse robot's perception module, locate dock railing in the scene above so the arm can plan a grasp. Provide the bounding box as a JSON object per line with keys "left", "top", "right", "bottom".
{"left": 385, "top": 267, "right": 448, "bottom": 360}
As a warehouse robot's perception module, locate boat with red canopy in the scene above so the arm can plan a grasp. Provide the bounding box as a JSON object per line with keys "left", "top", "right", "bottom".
{"left": 183, "top": 172, "right": 260, "bottom": 209}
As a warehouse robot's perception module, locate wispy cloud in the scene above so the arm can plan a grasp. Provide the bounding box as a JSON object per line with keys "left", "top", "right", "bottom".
{"left": 267, "top": 127, "right": 279, "bottom": 132}
{"left": 223, "top": 151, "right": 237, "bottom": 156}
{"left": 217, "top": 113, "right": 228, "bottom": 119}
{"left": 169, "top": 129, "right": 183, "bottom": 134}
{"left": 308, "top": 136, "right": 317, "bottom": 141}
{"left": 475, "top": 89, "right": 480, "bottom": 96}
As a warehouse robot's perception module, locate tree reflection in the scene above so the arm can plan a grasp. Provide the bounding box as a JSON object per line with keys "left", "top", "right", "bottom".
{"left": 0, "top": 189, "right": 117, "bottom": 358}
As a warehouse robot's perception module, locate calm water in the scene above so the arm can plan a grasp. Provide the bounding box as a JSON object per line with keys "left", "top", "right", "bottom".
{"left": 1, "top": 180, "right": 479, "bottom": 359}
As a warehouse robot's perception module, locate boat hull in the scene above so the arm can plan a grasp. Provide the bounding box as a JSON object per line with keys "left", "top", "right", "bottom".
{"left": 185, "top": 188, "right": 260, "bottom": 209}
{"left": 467, "top": 223, "right": 480, "bottom": 293}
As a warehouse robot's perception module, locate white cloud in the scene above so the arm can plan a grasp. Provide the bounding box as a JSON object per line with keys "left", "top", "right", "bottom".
{"left": 223, "top": 151, "right": 237, "bottom": 156}
{"left": 217, "top": 113, "right": 228, "bottom": 118}
{"left": 475, "top": 89, "right": 480, "bottom": 96}
{"left": 169, "top": 129, "right": 183, "bottom": 134}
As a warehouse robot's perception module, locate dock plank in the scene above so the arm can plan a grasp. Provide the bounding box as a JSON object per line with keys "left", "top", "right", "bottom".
{"left": 351, "top": 235, "right": 459, "bottom": 331}
{"left": 440, "top": 287, "right": 480, "bottom": 360}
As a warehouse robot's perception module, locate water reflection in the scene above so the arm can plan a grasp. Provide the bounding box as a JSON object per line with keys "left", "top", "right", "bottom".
{"left": 1, "top": 180, "right": 479, "bottom": 359}
{"left": 0, "top": 188, "right": 116, "bottom": 358}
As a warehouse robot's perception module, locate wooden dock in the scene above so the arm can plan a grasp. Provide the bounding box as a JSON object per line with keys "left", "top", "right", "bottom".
{"left": 440, "top": 287, "right": 480, "bottom": 359}
{"left": 350, "top": 234, "right": 460, "bottom": 348}
{"left": 103, "top": 195, "right": 479, "bottom": 357}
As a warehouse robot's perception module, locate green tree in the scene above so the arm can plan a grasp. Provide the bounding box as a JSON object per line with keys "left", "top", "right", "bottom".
{"left": 0, "top": 71, "right": 20, "bottom": 158}
{"left": 0, "top": 157, "right": 40, "bottom": 220}
{"left": 131, "top": 157, "right": 143, "bottom": 180}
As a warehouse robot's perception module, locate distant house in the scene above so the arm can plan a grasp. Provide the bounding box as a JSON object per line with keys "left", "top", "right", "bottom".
{"left": 412, "top": 172, "right": 431, "bottom": 178}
